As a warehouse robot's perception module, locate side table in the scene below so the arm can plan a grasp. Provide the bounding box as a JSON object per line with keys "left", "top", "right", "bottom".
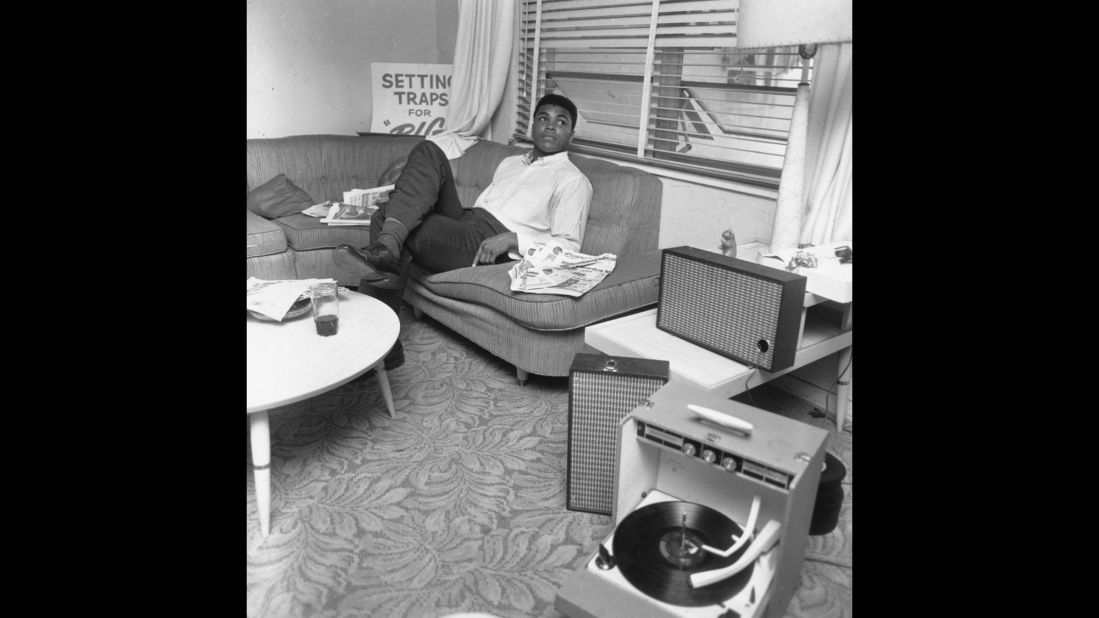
{"left": 247, "top": 290, "right": 401, "bottom": 538}
{"left": 584, "top": 293, "right": 852, "bottom": 429}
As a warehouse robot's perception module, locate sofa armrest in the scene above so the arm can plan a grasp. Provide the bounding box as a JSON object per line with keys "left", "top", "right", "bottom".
{"left": 246, "top": 209, "right": 288, "bottom": 258}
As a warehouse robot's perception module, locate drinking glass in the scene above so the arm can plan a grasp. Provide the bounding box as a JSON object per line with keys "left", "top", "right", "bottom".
{"left": 310, "top": 282, "right": 339, "bottom": 336}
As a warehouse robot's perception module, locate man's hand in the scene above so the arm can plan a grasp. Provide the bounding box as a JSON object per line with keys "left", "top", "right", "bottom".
{"left": 473, "top": 232, "right": 519, "bottom": 265}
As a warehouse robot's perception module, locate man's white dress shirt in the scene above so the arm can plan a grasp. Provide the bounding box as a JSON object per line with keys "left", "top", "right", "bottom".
{"left": 474, "top": 150, "right": 593, "bottom": 258}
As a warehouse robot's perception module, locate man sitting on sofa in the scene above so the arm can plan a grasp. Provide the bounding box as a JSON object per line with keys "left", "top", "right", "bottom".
{"left": 332, "top": 93, "right": 593, "bottom": 292}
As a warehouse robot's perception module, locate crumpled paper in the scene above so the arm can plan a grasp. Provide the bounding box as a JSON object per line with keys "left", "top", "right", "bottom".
{"left": 246, "top": 277, "right": 337, "bottom": 321}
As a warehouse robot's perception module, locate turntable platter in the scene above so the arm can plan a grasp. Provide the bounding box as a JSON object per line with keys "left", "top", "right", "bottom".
{"left": 612, "top": 500, "right": 755, "bottom": 606}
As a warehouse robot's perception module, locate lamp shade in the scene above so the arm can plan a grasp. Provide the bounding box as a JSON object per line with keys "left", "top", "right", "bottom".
{"left": 737, "top": 0, "right": 852, "bottom": 50}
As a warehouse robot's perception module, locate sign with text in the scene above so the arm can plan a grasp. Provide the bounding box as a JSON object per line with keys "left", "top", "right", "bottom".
{"left": 370, "top": 63, "right": 452, "bottom": 136}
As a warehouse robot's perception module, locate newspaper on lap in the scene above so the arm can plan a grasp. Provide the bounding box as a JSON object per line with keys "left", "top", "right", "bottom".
{"left": 507, "top": 240, "right": 616, "bottom": 297}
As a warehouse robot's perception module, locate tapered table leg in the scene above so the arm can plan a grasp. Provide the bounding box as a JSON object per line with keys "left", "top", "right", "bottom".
{"left": 835, "top": 353, "right": 852, "bottom": 431}
{"left": 835, "top": 304, "right": 853, "bottom": 431}
{"left": 249, "top": 410, "right": 271, "bottom": 538}
{"left": 375, "top": 364, "right": 396, "bottom": 418}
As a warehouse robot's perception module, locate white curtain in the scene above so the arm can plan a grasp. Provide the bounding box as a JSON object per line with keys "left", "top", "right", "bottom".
{"left": 800, "top": 42, "right": 852, "bottom": 246}
{"left": 768, "top": 42, "right": 852, "bottom": 250}
{"left": 768, "top": 82, "right": 810, "bottom": 252}
{"left": 427, "top": 0, "right": 516, "bottom": 159}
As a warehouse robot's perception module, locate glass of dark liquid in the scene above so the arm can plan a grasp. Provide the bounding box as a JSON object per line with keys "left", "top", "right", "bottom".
{"left": 310, "top": 281, "right": 339, "bottom": 336}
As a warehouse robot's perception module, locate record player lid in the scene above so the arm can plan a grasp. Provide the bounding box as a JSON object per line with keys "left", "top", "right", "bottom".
{"left": 633, "top": 382, "right": 828, "bottom": 476}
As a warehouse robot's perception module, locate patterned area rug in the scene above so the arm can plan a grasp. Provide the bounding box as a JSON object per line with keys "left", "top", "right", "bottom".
{"left": 247, "top": 307, "right": 852, "bottom": 617}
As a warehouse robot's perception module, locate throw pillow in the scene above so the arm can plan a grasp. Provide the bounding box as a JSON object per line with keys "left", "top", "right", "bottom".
{"left": 247, "top": 173, "right": 315, "bottom": 219}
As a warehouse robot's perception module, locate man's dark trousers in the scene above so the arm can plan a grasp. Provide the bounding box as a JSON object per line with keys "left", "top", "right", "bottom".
{"left": 370, "top": 140, "right": 510, "bottom": 274}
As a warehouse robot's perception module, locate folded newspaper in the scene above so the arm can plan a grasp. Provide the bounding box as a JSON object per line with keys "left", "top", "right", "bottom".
{"left": 246, "top": 277, "right": 338, "bottom": 321}
{"left": 507, "top": 241, "right": 616, "bottom": 297}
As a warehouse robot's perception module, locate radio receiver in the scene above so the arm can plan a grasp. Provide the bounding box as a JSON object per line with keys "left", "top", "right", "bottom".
{"left": 657, "top": 246, "right": 806, "bottom": 372}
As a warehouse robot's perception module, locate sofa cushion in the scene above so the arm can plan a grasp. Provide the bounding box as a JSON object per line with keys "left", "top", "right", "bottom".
{"left": 247, "top": 173, "right": 316, "bottom": 219}
{"left": 569, "top": 154, "right": 663, "bottom": 257}
{"left": 246, "top": 209, "right": 287, "bottom": 257}
{"left": 409, "top": 249, "right": 662, "bottom": 331}
{"left": 273, "top": 213, "right": 372, "bottom": 251}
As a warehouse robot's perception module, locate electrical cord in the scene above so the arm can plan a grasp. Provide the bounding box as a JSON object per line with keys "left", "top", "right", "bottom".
{"left": 744, "top": 370, "right": 757, "bottom": 406}
{"left": 804, "top": 555, "right": 852, "bottom": 569}
{"left": 824, "top": 353, "right": 853, "bottom": 434}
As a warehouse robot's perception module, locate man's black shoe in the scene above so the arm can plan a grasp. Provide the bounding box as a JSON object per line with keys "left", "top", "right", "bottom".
{"left": 333, "top": 243, "right": 402, "bottom": 286}
{"left": 347, "top": 242, "right": 401, "bottom": 275}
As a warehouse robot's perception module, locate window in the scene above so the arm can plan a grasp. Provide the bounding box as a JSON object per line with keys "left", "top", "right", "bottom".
{"left": 514, "top": 0, "right": 813, "bottom": 189}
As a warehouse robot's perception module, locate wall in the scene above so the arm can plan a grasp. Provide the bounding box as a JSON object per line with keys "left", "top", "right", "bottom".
{"left": 247, "top": 0, "right": 457, "bottom": 138}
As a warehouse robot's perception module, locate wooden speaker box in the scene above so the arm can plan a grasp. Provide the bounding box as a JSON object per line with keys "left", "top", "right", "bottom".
{"left": 657, "top": 246, "right": 806, "bottom": 372}
{"left": 567, "top": 353, "right": 669, "bottom": 515}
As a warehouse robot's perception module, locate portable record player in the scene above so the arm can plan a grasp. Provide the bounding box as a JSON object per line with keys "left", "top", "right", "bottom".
{"left": 554, "top": 381, "right": 829, "bottom": 618}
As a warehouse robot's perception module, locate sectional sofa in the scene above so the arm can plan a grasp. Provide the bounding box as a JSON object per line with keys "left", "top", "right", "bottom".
{"left": 246, "top": 134, "right": 663, "bottom": 383}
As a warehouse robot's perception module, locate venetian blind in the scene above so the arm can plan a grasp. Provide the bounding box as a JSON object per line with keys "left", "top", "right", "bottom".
{"left": 514, "top": 0, "right": 812, "bottom": 188}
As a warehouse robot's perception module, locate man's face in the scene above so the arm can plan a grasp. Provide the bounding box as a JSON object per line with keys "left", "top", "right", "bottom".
{"left": 530, "top": 104, "right": 575, "bottom": 156}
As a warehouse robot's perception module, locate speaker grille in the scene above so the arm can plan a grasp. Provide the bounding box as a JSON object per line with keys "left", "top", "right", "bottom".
{"left": 567, "top": 355, "right": 668, "bottom": 515}
{"left": 657, "top": 247, "right": 806, "bottom": 372}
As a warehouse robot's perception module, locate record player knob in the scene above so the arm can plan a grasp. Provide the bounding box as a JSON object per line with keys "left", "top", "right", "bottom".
{"left": 702, "top": 449, "right": 717, "bottom": 464}
{"left": 722, "top": 456, "right": 737, "bottom": 471}
{"left": 682, "top": 443, "right": 697, "bottom": 457}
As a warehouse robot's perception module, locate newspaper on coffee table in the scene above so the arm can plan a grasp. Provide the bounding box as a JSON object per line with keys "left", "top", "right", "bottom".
{"left": 507, "top": 240, "right": 616, "bottom": 297}
{"left": 246, "top": 277, "right": 338, "bottom": 321}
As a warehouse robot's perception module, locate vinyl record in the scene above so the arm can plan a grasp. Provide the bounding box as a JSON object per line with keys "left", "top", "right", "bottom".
{"left": 809, "top": 502, "right": 843, "bottom": 535}
{"left": 613, "top": 501, "right": 754, "bottom": 606}
{"left": 814, "top": 484, "right": 845, "bottom": 509}
{"left": 814, "top": 497, "right": 844, "bottom": 515}
{"left": 810, "top": 452, "right": 847, "bottom": 536}
{"left": 810, "top": 487, "right": 845, "bottom": 536}
{"left": 820, "top": 452, "right": 846, "bottom": 484}
{"left": 812, "top": 500, "right": 843, "bottom": 520}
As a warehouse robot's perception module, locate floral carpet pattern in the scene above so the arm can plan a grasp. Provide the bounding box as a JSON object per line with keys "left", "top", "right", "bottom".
{"left": 247, "top": 307, "right": 852, "bottom": 618}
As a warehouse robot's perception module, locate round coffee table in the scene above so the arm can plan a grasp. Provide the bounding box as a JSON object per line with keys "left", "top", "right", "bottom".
{"left": 247, "top": 290, "right": 401, "bottom": 538}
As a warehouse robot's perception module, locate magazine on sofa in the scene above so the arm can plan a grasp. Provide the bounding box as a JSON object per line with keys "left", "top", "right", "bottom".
{"left": 343, "top": 184, "right": 394, "bottom": 207}
{"left": 319, "top": 202, "right": 379, "bottom": 226}
{"left": 301, "top": 184, "right": 395, "bottom": 226}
